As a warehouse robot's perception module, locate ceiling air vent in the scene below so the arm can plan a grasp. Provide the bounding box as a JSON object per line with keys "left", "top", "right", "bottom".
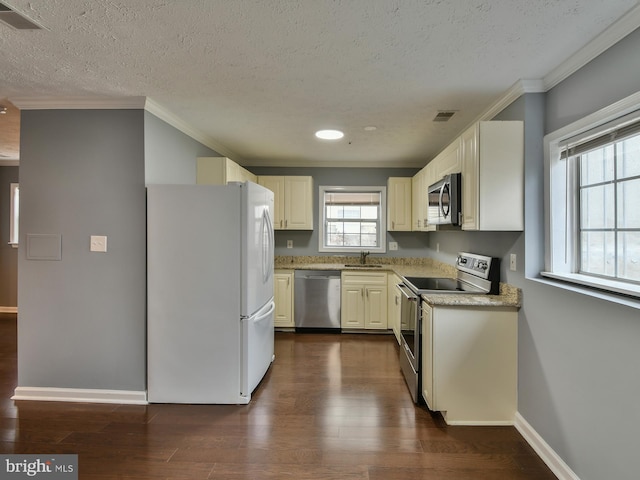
{"left": 0, "top": 2, "right": 42, "bottom": 30}
{"left": 433, "top": 111, "right": 456, "bottom": 122}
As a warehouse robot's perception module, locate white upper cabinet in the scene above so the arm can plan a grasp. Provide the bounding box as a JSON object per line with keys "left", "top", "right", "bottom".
{"left": 387, "top": 177, "right": 412, "bottom": 231}
{"left": 432, "top": 138, "right": 461, "bottom": 180}
{"left": 460, "top": 121, "right": 524, "bottom": 231}
{"left": 196, "top": 157, "right": 257, "bottom": 185}
{"left": 258, "top": 175, "right": 313, "bottom": 230}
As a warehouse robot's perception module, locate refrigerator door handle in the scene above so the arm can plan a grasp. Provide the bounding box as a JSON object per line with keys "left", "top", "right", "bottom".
{"left": 252, "top": 299, "right": 275, "bottom": 324}
{"left": 262, "top": 207, "right": 274, "bottom": 283}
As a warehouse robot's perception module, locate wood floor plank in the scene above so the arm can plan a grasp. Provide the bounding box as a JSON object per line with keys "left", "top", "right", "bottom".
{"left": 0, "top": 319, "right": 557, "bottom": 480}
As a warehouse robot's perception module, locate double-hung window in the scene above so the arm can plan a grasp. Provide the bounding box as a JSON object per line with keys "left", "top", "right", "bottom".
{"left": 318, "top": 186, "right": 386, "bottom": 253}
{"left": 545, "top": 101, "right": 640, "bottom": 297}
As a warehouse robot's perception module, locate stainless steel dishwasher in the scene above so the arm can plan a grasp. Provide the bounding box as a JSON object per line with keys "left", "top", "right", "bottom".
{"left": 294, "top": 270, "right": 341, "bottom": 332}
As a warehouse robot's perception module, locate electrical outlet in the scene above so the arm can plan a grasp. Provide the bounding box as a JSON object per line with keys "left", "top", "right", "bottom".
{"left": 287, "top": 240, "right": 293, "bottom": 249}
{"left": 389, "top": 241, "right": 398, "bottom": 251}
{"left": 436, "top": 242, "right": 440, "bottom": 252}
{"left": 90, "top": 235, "right": 107, "bottom": 253}
{"left": 510, "top": 253, "right": 516, "bottom": 271}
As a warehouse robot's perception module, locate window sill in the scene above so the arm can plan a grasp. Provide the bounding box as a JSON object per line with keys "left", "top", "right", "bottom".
{"left": 8, "top": 242, "right": 18, "bottom": 249}
{"left": 534, "top": 272, "right": 640, "bottom": 310}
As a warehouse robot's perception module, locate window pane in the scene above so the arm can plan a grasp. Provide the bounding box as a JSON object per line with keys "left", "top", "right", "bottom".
{"left": 343, "top": 206, "right": 361, "bottom": 219}
{"left": 361, "top": 206, "right": 378, "bottom": 219}
{"left": 581, "top": 231, "right": 615, "bottom": 277}
{"left": 361, "top": 222, "right": 377, "bottom": 234}
{"left": 617, "top": 135, "right": 640, "bottom": 179}
{"left": 580, "top": 184, "right": 615, "bottom": 229}
{"left": 618, "top": 231, "right": 640, "bottom": 282}
{"left": 343, "top": 234, "right": 361, "bottom": 246}
{"left": 617, "top": 178, "right": 640, "bottom": 228}
{"left": 580, "top": 146, "right": 614, "bottom": 186}
{"left": 361, "top": 234, "right": 377, "bottom": 246}
{"left": 327, "top": 205, "right": 344, "bottom": 219}
{"left": 344, "top": 222, "right": 360, "bottom": 234}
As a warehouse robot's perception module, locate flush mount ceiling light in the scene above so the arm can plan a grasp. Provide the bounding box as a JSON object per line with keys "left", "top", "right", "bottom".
{"left": 315, "top": 129, "right": 344, "bottom": 140}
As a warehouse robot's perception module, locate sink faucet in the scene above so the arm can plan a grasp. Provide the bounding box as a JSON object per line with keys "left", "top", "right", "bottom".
{"left": 359, "top": 251, "right": 370, "bottom": 265}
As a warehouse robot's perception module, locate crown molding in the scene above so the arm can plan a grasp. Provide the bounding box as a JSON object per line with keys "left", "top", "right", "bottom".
{"left": 143, "top": 98, "right": 238, "bottom": 161}
{"left": 479, "top": 78, "right": 546, "bottom": 122}
{"left": 8, "top": 96, "right": 146, "bottom": 110}
{"left": 543, "top": 3, "right": 640, "bottom": 90}
{"left": 242, "top": 158, "right": 424, "bottom": 169}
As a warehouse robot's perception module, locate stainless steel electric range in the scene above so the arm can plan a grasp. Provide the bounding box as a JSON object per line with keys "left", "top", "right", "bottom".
{"left": 397, "top": 252, "right": 500, "bottom": 403}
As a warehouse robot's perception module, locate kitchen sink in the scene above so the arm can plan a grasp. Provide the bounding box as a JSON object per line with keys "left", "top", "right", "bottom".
{"left": 343, "top": 264, "right": 383, "bottom": 268}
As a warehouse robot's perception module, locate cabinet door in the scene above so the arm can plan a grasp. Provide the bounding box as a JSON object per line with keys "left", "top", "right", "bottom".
{"left": 460, "top": 125, "right": 479, "bottom": 230}
{"left": 341, "top": 285, "right": 364, "bottom": 328}
{"left": 422, "top": 163, "right": 436, "bottom": 231}
{"left": 411, "top": 172, "right": 422, "bottom": 231}
{"left": 387, "top": 178, "right": 412, "bottom": 231}
{"left": 258, "top": 176, "right": 286, "bottom": 229}
{"left": 421, "top": 302, "right": 434, "bottom": 409}
{"left": 435, "top": 139, "right": 461, "bottom": 179}
{"left": 284, "top": 176, "right": 313, "bottom": 230}
{"left": 364, "top": 286, "right": 387, "bottom": 329}
{"left": 273, "top": 272, "right": 293, "bottom": 327}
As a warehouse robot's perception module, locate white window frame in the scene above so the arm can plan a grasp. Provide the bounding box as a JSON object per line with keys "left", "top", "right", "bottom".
{"left": 318, "top": 185, "right": 387, "bottom": 254}
{"left": 543, "top": 92, "right": 640, "bottom": 298}
{"left": 9, "top": 183, "right": 18, "bottom": 248}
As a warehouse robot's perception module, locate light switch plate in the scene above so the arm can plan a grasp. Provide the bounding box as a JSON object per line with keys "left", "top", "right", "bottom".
{"left": 389, "top": 241, "right": 398, "bottom": 251}
{"left": 510, "top": 253, "right": 516, "bottom": 271}
{"left": 90, "top": 235, "right": 107, "bottom": 253}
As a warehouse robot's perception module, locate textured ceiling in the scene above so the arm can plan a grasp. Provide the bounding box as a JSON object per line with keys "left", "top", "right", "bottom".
{"left": 0, "top": 0, "right": 638, "bottom": 167}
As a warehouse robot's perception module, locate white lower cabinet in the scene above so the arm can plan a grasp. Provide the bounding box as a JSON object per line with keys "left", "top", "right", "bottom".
{"left": 273, "top": 270, "right": 294, "bottom": 328}
{"left": 421, "top": 301, "right": 517, "bottom": 425}
{"left": 341, "top": 272, "right": 388, "bottom": 330}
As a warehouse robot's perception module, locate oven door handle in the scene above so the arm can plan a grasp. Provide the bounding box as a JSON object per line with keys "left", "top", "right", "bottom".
{"left": 397, "top": 283, "right": 418, "bottom": 301}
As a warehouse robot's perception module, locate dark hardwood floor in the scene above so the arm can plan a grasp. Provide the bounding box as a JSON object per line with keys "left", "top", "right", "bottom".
{"left": 0, "top": 314, "right": 556, "bottom": 479}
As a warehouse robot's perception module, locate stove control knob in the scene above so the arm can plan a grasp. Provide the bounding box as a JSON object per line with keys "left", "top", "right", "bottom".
{"left": 458, "top": 256, "right": 467, "bottom": 265}
{"left": 477, "top": 261, "right": 488, "bottom": 270}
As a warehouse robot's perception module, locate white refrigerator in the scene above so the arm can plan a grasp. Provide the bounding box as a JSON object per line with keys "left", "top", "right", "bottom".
{"left": 146, "top": 182, "right": 275, "bottom": 404}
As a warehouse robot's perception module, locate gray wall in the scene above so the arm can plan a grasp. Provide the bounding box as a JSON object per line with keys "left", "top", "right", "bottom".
{"left": 425, "top": 30, "right": 640, "bottom": 479}
{"left": 520, "top": 30, "right": 640, "bottom": 480}
{"left": 0, "top": 166, "right": 18, "bottom": 307}
{"left": 18, "top": 110, "right": 147, "bottom": 391}
{"left": 250, "top": 166, "right": 425, "bottom": 258}
{"left": 144, "top": 110, "right": 220, "bottom": 184}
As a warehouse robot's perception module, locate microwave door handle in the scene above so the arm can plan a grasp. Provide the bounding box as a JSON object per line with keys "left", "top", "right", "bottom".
{"left": 440, "top": 183, "right": 450, "bottom": 219}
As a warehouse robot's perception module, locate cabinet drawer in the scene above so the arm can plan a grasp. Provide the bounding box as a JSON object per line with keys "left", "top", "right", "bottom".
{"left": 341, "top": 272, "right": 388, "bottom": 285}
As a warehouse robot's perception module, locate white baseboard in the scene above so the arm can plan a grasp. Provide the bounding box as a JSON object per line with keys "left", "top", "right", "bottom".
{"left": 11, "top": 386, "right": 147, "bottom": 405}
{"left": 514, "top": 412, "right": 580, "bottom": 480}
{"left": 0, "top": 307, "right": 17, "bottom": 314}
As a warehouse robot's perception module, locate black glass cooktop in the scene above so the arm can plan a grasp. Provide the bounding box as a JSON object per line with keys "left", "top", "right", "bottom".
{"left": 403, "top": 276, "right": 484, "bottom": 294}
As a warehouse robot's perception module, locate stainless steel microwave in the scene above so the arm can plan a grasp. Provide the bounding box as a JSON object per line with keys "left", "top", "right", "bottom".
{"left": 427, "top": 173, "right": 462, "bottom": 226}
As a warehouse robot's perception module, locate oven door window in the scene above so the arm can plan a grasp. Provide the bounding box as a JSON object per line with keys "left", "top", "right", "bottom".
{"left": 400, "top": 292, "right": 417, "bottom": 360}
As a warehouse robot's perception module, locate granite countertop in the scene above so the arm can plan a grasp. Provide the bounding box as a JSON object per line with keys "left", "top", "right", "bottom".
{"left": 274, "top": 255, "right": 521, "bottom": 308}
